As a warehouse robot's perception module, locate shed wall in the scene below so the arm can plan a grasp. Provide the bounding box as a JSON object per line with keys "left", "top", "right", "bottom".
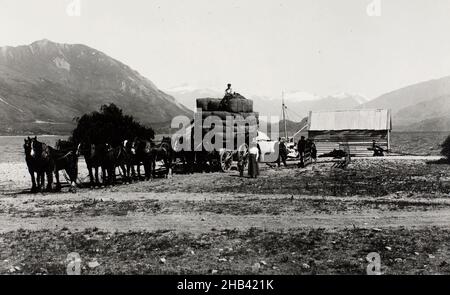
{"left": 308, "top": 130, "right": 389, "bottom": 157}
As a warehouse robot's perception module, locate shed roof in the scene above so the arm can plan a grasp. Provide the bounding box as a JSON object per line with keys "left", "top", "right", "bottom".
{"left": 308, "top": 109, "right": 391, "bottom": 131}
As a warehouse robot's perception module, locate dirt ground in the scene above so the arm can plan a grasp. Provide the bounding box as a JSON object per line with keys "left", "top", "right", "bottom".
{"left": 1, "top": 156, "right": 450, "bottom": 274}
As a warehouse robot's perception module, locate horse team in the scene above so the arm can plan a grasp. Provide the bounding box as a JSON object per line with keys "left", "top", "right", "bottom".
{"left": 24, "top": 136, "right": 174, "bottom": 193}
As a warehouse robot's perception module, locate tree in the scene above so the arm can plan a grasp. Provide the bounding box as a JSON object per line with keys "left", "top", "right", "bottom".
{"left": 441, "top": 135, "right": 450, "bottom": 162}
{"left": 71, "top": 103, "right": 154, "bottom": 145}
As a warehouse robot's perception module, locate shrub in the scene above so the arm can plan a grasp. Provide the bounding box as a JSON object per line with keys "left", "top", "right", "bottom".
{"left": 71, "top": 103, "right": 154, "bottom": 145}
{"left": 440, "top": 135, "right": 450, "bottom": 162}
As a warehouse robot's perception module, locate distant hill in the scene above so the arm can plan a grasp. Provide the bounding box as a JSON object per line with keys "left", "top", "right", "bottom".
{"left": 259, "top": 118, "right": 308, "bottom": 141}
{"left": 254, "top": 92, "right": 369, "bottom": 121}
{"left": 393, "top": 95, "right": 450, "bottom": 130}
{"left": 165, "top": 85, "right": 223, "bottom": 111}
{"left": 0, "top": 39, "right": 192, "bottom": 135}
{"left": 361, "top": 76, "right": 450, "bottom": 131}
{"left": 403, "top": 116, "right": 450, "bottom": 132}
{"left": 166, "top": 86, "right": 368, "bottom": 121}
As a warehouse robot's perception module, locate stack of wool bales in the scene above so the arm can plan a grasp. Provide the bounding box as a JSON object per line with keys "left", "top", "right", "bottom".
{"left": 196, "top": 94, "right": 259, "bottom": 149}
{"left": 196, "top": 94, "right": 259, "bottom": 121}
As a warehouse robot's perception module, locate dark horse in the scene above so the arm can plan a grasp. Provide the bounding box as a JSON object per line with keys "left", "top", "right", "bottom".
{"left": 127, "top": 138, "right": 153, "bottom": 180}
{"left": 150, "top": 137, "right": 173, "bottom": 178}
{"left": 50, "top": 141, "right": 79, "bottom": 192}
{"left": 102, "top": 142, "right": 129, "bottom": 185}
{"left": 171, "top": 135, "right": 196, "bottom": 174}
{"left": 77, "top": 142, "right": 107, "bottom": 187}
{"left": 24, "top": 137, "right": 54, "bottom": 192}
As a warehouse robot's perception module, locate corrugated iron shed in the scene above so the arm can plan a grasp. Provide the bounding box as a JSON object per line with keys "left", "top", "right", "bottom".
{"left": 308, "top": 109, "right": 392, "bottom": 131}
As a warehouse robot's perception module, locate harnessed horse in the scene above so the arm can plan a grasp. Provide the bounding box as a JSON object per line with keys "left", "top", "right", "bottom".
{"left": 24, "top": 137, "right": 54, "bottom": 192}
{"left": 150, "top": 137, "right": 173, "bottom": 178}
{"left": 127, "top": 138, "right": 154, "bottom": 180}
{"left": 102, "top": 143, "right": 129, "bottom": 185}
{"left": 50, "top": 144, "right": 78, "bottom": 192}
{"left": 77, "top": 142, "right": 107, "bottom": 187}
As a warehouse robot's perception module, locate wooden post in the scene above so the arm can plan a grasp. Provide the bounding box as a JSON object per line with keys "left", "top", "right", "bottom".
{"left": 387, "top": 130, "right": 391, "bottom": 151}
{"left": 282, "top": 91, "right": 288, "bottom": 140}
{"left": 307, "top": 111, "right": 312, "bottom": 139}
{"left": 387, "top": 109, "right": 392, "bottom": 151}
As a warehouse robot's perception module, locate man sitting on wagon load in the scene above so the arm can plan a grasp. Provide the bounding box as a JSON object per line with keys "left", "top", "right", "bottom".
{"left": 220, "top": 83, "right": 249, "bottom": 111}
{"left": 225, "top": 83, "right": 234, "bottom": 96}
{"left": 220, "top": 83, "right": 234, "bottom": 109}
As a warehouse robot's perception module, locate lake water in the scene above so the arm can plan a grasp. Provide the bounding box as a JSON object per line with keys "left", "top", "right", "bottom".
{"left": 0, "top": 135, "right": 66, "bottom": 163}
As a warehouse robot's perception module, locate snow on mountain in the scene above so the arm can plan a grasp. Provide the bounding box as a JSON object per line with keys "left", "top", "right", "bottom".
{"left": 284, "top": 91, "right": 320, "bottom": 102}
{"left": 167, "top": 85, "right": 368, "bottom": 120}
{"left": 328, "top": 92, "right": 369, "bottom": 104}
{"left": 165, "top": 85, "right": 223, "bottom": 111}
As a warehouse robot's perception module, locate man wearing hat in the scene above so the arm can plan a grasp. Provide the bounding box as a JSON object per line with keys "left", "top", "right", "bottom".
{"left": 277, "top": 137, "right": 288, "bottom": 167}
{"left": 297, "top": 136, "right": 307, "bottom": 168}
{"left": 225, "top": 83, "right": 233, "bottom": 95}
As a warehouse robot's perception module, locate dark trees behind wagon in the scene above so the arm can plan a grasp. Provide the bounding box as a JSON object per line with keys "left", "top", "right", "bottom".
{"left": 71, "top": 103, "right": 155, "bottom": 145}
{"left": 441, "top": 135, "right": 450, "bottom": 162}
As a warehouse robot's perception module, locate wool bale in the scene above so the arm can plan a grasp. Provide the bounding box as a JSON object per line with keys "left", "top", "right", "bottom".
{"left": 220, "top": 98, "right": 254, "bottom": 113}
{"left": 240, "top": 112, "right": 259, "bottom": 119}
{"left": 241, "top": 99, "right": 253, "bottom": 112}
{"left": 201, "top": 111, "right": 258, "bottom": 120}
{"left": 196, "top": 98, "right": 209, "bottom": 111}
{"left": 227, "top": 99, "right": 240, "bottom": 112}
{"left": 207, "top": 99, "right": 222, "bottom": 111}
{"left": 196, "top": 98, "right": 222, "bottom": 111}
{"left": 201, "top": 111, "right": 234, "bottom": 120}
{"left": 202, "top": 125, "right": 258, "bottom": 134}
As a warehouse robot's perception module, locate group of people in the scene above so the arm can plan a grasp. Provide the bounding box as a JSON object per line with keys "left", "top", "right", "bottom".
{"left": 238, "top": 135, "right": 318, "bottom": 180}
{"left": 277, "top": 136, "right": 317, "bottom": 168}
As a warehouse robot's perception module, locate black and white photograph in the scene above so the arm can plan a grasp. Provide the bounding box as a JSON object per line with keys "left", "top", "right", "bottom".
{"left": 1, "top": 0, "right": 450, "bottom": 289}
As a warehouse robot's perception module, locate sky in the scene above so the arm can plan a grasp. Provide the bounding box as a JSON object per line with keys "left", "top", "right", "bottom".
{"left": 1, "top": 0, "right": 450, "bottom": 99}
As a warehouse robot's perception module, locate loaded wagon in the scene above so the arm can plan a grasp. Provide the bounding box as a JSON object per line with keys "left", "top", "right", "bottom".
{"left": 199, "top": 94, "right": 259, "bottom": 172}
{"left": 173, "top": 93, "right": 261, "bottom": 172}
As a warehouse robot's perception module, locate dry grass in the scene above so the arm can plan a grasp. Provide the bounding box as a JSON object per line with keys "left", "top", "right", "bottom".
{"left": 2, "top": 227, "right": 450, "bottom": 275}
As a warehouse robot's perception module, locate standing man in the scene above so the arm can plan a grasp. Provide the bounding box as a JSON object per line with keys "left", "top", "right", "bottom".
{"left": 277, "top": 137, "right": 288, "bottom": 167}
{"left": 237, "top": 151, "right": 248, "bottom": 177}
{"left": 297, "top": 136, "right": 306, "bottom": 168}
{"left": 310, "top": 139, "right": 317, "bottom": 163}
{"left": 248, "top": 145, "right": 260, "bottom": 178}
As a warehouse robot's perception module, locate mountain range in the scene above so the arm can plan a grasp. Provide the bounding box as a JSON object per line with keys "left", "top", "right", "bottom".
{"left": 166, "top": 86, "right": 369, "bottom": 122}
{"left": 359, "top": 76, "right": 450, "bottom": 131}
{"left": 1, "top": 39, "right": 449, "bottom": 134}
{"left": 0, "top": 39, "right": 191, "bottom": 135}
{"left": 168, "top": 80, "right": 450, "bottom": 131}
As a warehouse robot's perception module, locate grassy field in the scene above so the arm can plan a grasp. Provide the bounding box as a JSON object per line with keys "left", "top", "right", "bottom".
{"left": 1, "top": 131, "right": 450, "bottom": 275}
{"left": 390, "top": 132, "right": 448, "bottom": 156}
{"left": 1, "top": 157, "right": 450, "bottom": 274}
{"left": 2, "top": 227, "right": 450, "bottom": 275}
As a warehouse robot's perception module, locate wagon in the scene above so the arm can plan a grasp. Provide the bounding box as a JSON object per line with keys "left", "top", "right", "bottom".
{"left": 172, "top": 95, "right": 274, "bottom": 172}
{"left": 218, "top": 130, "right": 279, "bottom": 172}
{"left": 172, "top": 121, "right": 258, "bottom": 173}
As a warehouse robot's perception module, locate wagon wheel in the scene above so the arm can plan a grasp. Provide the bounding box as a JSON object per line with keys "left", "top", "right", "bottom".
{"left": 219, "top": 150, "right": 234, "bottom": 172}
